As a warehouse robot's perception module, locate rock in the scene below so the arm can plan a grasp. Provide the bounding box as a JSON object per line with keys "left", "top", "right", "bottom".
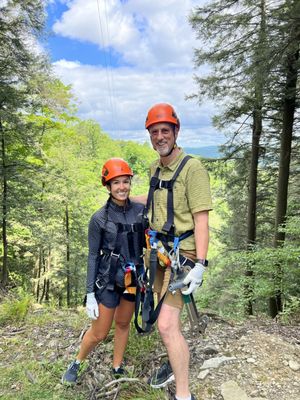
{"left": 288, "top": 360, "right": 300, "bottom": 371}
{"left": 198, "top": 369, "right": 210, "bottom": 380}
{"left": 200, "top": 356, "right": 236, "bottom": 370}
{"left": 203, "top": 345, "right": 219, "bottom": 355}
{"left": 251, "top": 398, "right": 269, "bottom": 400}
{"left": 247, "top": 357, "right": 256, "bottom": 363}
{"left": 221, "top": 380, "right": 249, "bottom": 400}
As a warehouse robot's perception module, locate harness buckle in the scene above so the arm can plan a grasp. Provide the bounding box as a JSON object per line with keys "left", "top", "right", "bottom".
{"left": 95, "top": 279, "right": 103, "bottom": 290}
{"left": 110, "top": 251, "right": 120, "bottom": 259}
{"left": 159, "top": 179, "right": 163, "bottom": 189}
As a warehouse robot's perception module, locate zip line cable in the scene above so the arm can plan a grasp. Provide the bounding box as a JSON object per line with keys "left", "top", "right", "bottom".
{"left": 96, "top": 0, "right": 118, "bottom": 135}
{"left": 103, "top": 0, "right": 118, "bottom": 127}
{"left": 103, "top": 0, "right": 118, "bottom": 126}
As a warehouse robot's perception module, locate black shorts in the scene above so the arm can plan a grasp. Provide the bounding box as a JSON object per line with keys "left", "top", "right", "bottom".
{"left": 95, "top": 285, "right": 135, "bottom": 308}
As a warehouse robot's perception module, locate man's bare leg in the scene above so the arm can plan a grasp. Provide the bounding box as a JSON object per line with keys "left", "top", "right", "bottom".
{"left": 157, "top": 303, "right": 190, "bottom": 398}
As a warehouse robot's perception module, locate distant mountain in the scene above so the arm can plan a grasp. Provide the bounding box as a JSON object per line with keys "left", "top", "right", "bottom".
{"left": 183, "top": 146, "right": 221, "bottom": 159}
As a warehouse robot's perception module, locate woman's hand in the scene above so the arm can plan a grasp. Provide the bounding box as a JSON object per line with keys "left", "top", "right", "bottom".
{"left": 86, "top": 292, "right": 99, "bottom": 320}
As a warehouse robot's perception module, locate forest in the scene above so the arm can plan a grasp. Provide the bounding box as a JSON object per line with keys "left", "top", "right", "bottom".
{"left": 0, "top": 1, "right": 299, "bottom": 398}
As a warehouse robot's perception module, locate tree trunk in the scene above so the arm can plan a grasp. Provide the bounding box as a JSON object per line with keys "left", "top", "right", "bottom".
{"left": 66, "top": 204, "right": 71, "bottom": 306}
{"left": 0, "top": 120, "right": 8, "bottom": 287}
{"left": 244, "top": 0, "right": 266, "bottom": 316}
{"left": 245, "top": 108, "right": 262, "bottom": 315}
{"left": 36, "top": 247, "right": 42, "bottom": 302}
{"left": 269, "top": 42, "right": 299, "bottom": 317}
{"left": 45, "top": 246, "right": 51, "bottom": 302}
{"left": 38, "top": 248, "right": 46, "bottom": 303}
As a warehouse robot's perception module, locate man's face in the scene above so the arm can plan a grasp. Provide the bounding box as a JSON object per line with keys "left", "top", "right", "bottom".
{"left": 148, "top": 122, "right": 178, "bottom": 157}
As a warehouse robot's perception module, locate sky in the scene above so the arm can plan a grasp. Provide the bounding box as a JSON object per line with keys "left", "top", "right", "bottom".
{"left": 46, "top": 0, "right": 226, "bottom": 148}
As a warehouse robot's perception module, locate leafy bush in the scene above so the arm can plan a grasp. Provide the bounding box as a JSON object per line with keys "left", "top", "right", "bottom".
{"left": 279, "top": 295, "right": 300, "bottom": 324}
{"left": 0, "top": 288, "right": 32, "bottom": 326}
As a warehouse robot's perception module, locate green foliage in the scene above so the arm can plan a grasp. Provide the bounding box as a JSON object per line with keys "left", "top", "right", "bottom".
{"left": 279, "top": 296, "right": 300, "bottom": 324}
{"left": 200, "top": 212, "right": 300, "bottom": 319}
{"left": 0, "top": 289, "right": 32, "bottom": 325}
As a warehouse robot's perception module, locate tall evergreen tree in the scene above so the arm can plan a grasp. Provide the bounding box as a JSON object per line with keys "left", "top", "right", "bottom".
{"left": 0, "top": 0, "right": 49, "bottom": 286}
{"left": 189, "top": 0, "right": 300, "bottom": 315}
{"left": 269, "top": 0, "right": 300, "bottom": 316}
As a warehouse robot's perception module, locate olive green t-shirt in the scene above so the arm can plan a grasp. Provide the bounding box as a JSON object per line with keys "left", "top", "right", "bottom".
{"left": 148, "top": 149, "right": 213, "bottom": 251}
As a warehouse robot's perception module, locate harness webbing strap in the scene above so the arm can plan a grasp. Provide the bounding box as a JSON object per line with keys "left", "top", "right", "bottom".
{"left": 134, "top": 247, "right": 166, "bottom": 334}
{"left": 145, "top": 155, "right": 192, "bottom": 234}
{"left": 104, "top": 221, "right": 144, "bottom": 291}
{"left": 163, "top": 155, "right": 192, "bottom": 233}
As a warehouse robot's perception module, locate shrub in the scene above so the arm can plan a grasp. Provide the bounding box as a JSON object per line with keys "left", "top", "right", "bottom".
{"left": 0, "top": 288, "right": 32, "bottom": 326}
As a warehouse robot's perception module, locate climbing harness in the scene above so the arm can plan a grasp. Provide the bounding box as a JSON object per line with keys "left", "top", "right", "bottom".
{"left": 95, "top": 200, "right": 146, "bottom": 295}
{"left": 134, "top": 155, "right": 201, "bottom": 334}
{"left": 145, "top": 155, "right": 192, "bottom": 235}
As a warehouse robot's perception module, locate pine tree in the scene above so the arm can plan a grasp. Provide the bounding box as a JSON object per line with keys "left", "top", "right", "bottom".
{"left": 0, "top": 0, "right": 49, "bottom": 286}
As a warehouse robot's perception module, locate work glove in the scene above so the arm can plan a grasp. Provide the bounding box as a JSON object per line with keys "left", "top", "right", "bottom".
{"left": 86, "top": 292, "right": 99, "bottom": 320}
{"left": 181, "top": 262, "right": 206, "bottom": 295}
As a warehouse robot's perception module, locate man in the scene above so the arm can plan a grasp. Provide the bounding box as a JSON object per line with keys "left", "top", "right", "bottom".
{"left": 142, "top": 103, "right": 213, "bottom": 400}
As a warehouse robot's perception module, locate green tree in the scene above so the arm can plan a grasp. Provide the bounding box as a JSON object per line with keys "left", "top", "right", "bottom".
{"left": 0, "top": 0, "right": 50, "bottom": 287}
{"left": 189, "top": 0, "right": 300, "bottom": 316}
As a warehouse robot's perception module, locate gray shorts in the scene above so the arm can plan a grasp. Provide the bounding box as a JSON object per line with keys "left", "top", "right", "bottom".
{"left": 95, "top": 285, "right": 135, "bottom": 308}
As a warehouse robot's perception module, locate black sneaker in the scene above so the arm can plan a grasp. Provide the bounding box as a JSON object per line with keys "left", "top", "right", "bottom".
{"left": 148, "top": 360, "right": 175, "bottom": 388}
{"left": 61, "top": 360, "right": 80, "bottom": 384}
{"left": 112, "top": 366, "right": 125, "bottom": 378}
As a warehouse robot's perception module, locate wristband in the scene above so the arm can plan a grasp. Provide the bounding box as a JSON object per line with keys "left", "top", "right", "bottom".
{"left": 195, "top": 258, "right": 208, "bottom": 267}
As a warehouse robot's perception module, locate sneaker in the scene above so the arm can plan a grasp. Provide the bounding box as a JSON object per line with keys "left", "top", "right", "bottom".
{"left": 61, "top": 360, "right": 80, "bottom": 384}
{"left": 112, "top": 366, "right": 125, "bottom": 378}
{"left": 148, "top": 360, "right": 175, "bottom": 388}
{"left": 172, "top": 395, "right": 196, "bottom": 400}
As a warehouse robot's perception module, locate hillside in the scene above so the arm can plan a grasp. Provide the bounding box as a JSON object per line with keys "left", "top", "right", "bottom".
{"left": 0, "top": 307, "right": 299, "bottom": 400}
{"left": 183, "top": 146, "right": 221, "bottom": 159}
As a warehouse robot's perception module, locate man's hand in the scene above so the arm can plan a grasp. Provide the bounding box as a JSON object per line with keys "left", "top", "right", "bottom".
{"left": 181, "top": 263, "right": 206, "bottom": 295}
{"left": 86, "top": 292, "right": 99, "bottom": 320}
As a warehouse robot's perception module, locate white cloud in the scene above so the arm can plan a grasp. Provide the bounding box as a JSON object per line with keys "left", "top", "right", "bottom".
{"left": 53, "top": 59, "right": 224, "bottom": 147}
{"left": 53, "top": 0, "right": 201, "bottom": 69}
{"left": 51, "top": 0, "right": 225, "bottom": 148}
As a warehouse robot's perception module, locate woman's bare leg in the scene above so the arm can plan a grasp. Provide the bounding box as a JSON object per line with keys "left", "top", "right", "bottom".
{"left": 112, "top": 298, "right": 135, "bottom": 368}
{"left": 76, "top": 303, "right": 115, "bottom": 361}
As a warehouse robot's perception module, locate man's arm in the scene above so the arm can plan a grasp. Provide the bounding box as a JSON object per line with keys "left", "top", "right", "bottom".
{"left": 182, "top": 210, "right": 210, "bottom": 295}
{"left": 130, "top": 194, "right": 147, "bottom": 205}
{"left": 193, "top": 210, "right": 210, "bottom": 260}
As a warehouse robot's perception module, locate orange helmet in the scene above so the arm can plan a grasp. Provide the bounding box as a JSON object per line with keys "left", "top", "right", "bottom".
{"left": 145, "top": 103, "right": 180, "bottom": 130}
{"left": 101, "top": 158, "right": 133, "bottom": 186}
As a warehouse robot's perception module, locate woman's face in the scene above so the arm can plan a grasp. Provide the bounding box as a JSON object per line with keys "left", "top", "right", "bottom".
{"left": 108, "top": 175, "right": 131, "bottom": 204}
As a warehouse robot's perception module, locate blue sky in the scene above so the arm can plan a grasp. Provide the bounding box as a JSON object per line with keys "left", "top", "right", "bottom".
{"left": 45, "top": 0, "right": 226, "bottom": 148}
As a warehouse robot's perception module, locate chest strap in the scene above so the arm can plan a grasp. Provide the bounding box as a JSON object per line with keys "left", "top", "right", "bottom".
{"left": 146, "top": 155, "right": 192, "bottom": 234}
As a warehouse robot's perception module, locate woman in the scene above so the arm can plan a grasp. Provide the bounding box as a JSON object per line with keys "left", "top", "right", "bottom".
{"left": 62, "top": 158, "right": 145, "bottom": 384}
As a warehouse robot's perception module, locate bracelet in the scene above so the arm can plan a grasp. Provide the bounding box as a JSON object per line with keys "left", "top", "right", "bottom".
{"left": 195, "top": 258, "right": 208, "bottom": 267}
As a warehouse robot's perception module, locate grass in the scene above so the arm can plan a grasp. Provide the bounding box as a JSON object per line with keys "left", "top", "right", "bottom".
{"left": 0, "top": 304, "right": 168, "bottom": 400}
{"left": 0, "top": 289, "right": 32, "bottom": 326}
{"left": 0, "top": 360, "right": 87, "bottom": 400}
{"left": 0, "top": 303, "right": 89, "bottom": 400}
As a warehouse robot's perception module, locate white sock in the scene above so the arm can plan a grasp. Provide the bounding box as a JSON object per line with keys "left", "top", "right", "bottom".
{"left": 175, "top": 395, "right": 191, "bottom": 400}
